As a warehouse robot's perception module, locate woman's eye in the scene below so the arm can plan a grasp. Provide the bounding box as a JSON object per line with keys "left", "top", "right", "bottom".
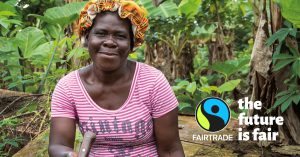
{"left": 95, "top": 32, "right": 105, "bottom": 36}
{"left": 116, "top": 34, "right": 127, "bottom": 39}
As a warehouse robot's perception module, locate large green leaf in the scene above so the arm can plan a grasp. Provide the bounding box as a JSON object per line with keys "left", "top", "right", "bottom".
{"left": 0, "top": 11, "right": 16, "bottom": 17}
{"left": 30, "top": 43, "right": 52, "bottom": 67}
{"left": 29, "top": 2, "right": 86, "bottom": 27}
{"left": 266, "top": 28, "right": 290, "bottom": 46}
{"left": 218, "top": 79, "right": 241, "bottom": 93}
{"left": 0, "top": 37, "right": 21, "bottom": 89}
{"left": 272, "top": 53, "right": 295, "bottom": 60}
{"left": 0, "top": 37, "right": 19, "bottom": 61}
{"left": 200, "top": 86, "right": 220, "bottom": 94}
{"left": 292, "top": 60, "right": 300, "bottom": 78}
{"left": 178, "top": 0, "right": 202, "bottom": 19}
{"left": 275, "top": 90, "right": 290, "bottom": 98}
{"left": 281, "top": 96, "right": 294, "bottom": 112}
{"left": 177, "top": 80, "right": 189, "bottom": 87}
{"left": 211, "top": 61, "right": 236, "bottom": 78}
{"left": 44, "top": 24, "right": 61, "bottom": 39}
{"left": 276, "top": 0, "right": 300, "bottom": 28}
{"left": 15, "top": 27, "right": 47, "bottom": 58}
{"left": 291, "top": 94, "right": 300, "bottom": 104}
{"left": 31, "top": 42, "right": 52, "bottom": 57}
{"left": 273, "top": 58, "right": 296, "bottom": 71}
{"left": 139, "top": 0, "right": 178, "bottom": 18}
{"left": 179, "top": 102, "right": 192, "bottom": 111}
{"left": 186, "top": 81, "right": 197, "bottom": 94}
{"left": 210, "top": 59, "right": 249, "bottom": 78}
{"left": 180, "top": 105, "right": 194, "bottom": 115}
{"left": 177, "top": 95, "right": 193, "bottom": 105}
{"left": 0, "top": 2, "right": 17, "bottom": 13}
{"left": 67, "top": 47, "right": 87, "bottom": 61}
{"left": 272, "top": 92, "right": 293, "bottom": 109}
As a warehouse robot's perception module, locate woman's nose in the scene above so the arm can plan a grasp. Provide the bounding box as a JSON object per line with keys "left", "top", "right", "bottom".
{"left": 103, "top": 36, "right": 117, "bottom": 48}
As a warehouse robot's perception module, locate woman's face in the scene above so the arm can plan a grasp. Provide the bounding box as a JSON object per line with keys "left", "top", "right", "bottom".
{"left": 87, "top": 12, "right": 132, "bottom": 72}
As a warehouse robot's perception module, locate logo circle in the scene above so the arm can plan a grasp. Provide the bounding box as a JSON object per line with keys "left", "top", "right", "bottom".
{"left": 195, "top": 97, "right": 230, "bottom": 132}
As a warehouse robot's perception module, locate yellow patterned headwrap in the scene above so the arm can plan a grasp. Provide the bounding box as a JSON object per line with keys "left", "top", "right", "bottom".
{"left": 78, "top": 0, "right": 149, "bottom": 50}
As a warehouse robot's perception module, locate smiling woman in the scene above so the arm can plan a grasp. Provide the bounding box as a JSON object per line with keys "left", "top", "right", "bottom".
{"left": 87, "top": 11, "right": 132, "bottom": 72}
{"left": 48, "top": 0, "right": 184, "bottom": 157}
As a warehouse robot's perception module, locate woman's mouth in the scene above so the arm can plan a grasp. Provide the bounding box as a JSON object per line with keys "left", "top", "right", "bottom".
{"left": 98, "top": 51, "right": 118, "bottom": 56}
{"left": 95, "top": 52, "right": 119, "bottom": 60}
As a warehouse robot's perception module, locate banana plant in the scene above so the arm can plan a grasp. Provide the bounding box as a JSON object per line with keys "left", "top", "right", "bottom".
{"left": 139, "top": 0, "right": 179, "bottom": 18}
{"left": 139, "top": 0, "right": 202, "bottom": 19}
{"left": 140, "top": 0, "right": 203, "bottom": 78}
{"left": 178, "top": 0, "right": 202, "bottom": 19}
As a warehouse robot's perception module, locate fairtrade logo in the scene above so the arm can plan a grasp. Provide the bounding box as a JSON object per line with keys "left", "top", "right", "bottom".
{"left": 195, "top": 97, "right": 230, "bottom": 132}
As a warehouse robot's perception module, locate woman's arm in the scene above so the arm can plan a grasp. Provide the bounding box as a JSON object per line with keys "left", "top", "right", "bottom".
{"left": 153, "top": 107, "right": 185, "bottom": 157}
{"left": 48, "top": 117, "right": 77, "bottom": 157}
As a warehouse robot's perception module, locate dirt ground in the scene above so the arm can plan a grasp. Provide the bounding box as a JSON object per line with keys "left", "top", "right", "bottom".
{"left": 0, "top": 89, "right": 49, "bottom": 156}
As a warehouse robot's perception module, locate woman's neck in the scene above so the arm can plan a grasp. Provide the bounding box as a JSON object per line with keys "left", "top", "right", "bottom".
{"left": 89, "top": 60, "right": 132, "bottom": 85}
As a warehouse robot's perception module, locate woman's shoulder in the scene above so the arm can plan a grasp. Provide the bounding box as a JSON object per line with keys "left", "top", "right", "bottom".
{"left": 137, "top": 62, "right": 163, "bottom": 77}
{"left": 55, "top": 70, "right": 78, "bottom": 87}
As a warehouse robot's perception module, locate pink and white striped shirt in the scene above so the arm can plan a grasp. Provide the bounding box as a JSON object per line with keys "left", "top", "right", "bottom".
{"left": 51, "top": 62, "right": 178, "bottom": 157}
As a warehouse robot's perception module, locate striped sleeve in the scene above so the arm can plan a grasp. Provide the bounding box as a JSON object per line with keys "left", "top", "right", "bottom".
{"left": 150, "top": 71, "right": 178, "bottom": 118}
{"left": 51, "top": 78, "right": 76, "bottom": 119}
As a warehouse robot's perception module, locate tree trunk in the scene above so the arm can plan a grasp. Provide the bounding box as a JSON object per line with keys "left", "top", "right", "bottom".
{"left": 250, "top": 0, "right": 300, "bottom": 145}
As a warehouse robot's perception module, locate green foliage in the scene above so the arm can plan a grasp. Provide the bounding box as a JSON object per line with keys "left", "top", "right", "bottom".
{"left": 266, "top": 20, "right": 300, "bottom": 113}
{"left": 0, "top": 117, "right": 23, "bottom": 156}
{"left": 0, "top": 11, "right": 22, "bottom": 36}
{"left": 0, "top": 2, "right": 22, "bottom": 37}
{"left": 191, "top": 24, "right": 217, "bottom": 43}
{"left": 270, "top": 89, "right": 300, "bottom": 113}
{"left": 171, "top": 41, "right": 250, "bottom": 114}
{"left": 140, "top": 0, "right": 178, "bottom": 18}
{"left": 172, "top": 79, "right": 203, "bottom": 115}
{"left": 16, "top": 27, "right": 47, "bottom": 58}
{"left": 141, "top": 0, "right": 204, "bottom": 62}
{"left": 178, "top": 0, "right": 202, "bottom": 19}
{"left": 199, "top": 0, "right": 253, "bottom": 51}
{"left": 0, "top": 2, "right": 88, "bottom": 93}
{"left": 139, "top": 0, "right": 202, "bottom": 19}
{"left": 218, "top": 79, "right": 241, "bottom": 93}
{"left": 16, "top": 0, "right": 65, "bottom": 21}
{"left": 266, "top": 28, "right": 297, "bottom": 47}
{"left": 211, "top": 58, "right": 250, "bottom": 79}
{"left": 173, "top": 57, "right": 247, "bottom": 115}
{"left": 29, "top": 2, "right": 86, "bottom": 27}
{"left": 275, "top": 0, "right": 300, "bottom": 28}
{"left": 173, "top": 77, "right": 242, "bottom": 115}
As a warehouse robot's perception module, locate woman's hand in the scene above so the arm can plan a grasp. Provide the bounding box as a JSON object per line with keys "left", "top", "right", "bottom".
{"left": 66, "top": 151, "right": 78, "bottom": 157}
{"left": 153, "top": 108, "right": 185, "bottom": 157}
